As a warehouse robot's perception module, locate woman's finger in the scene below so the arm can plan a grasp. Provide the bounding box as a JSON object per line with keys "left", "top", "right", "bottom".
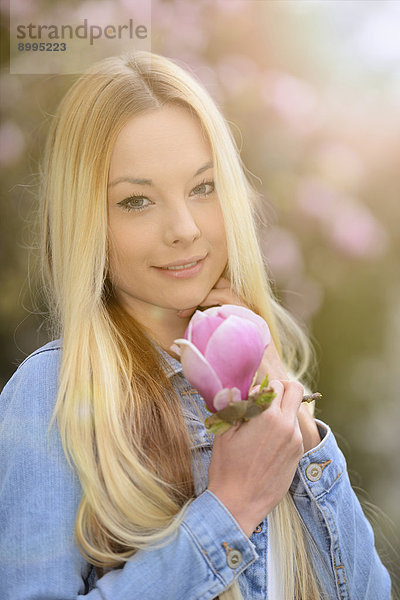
{"left": 258, "top": 338, "right": 288, "bottom": 381}
{"left": 198, "top": 284, "right": 246, "bottom": 308}
{"left": 177, "top": 277, "right": 246, "bottom": 318}
{"left": 279, "top": 380, "right": 304, "bottom": 416}
{"left": 269, "top": 379, "right": 284, "bottom": 409}
{"left": 176, "top": 307, "right": 198, "bottom": 318}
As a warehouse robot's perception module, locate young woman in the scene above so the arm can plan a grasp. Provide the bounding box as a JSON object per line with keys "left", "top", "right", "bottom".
{"left": 0, "top": 50, "right": 391, "bottom": 600}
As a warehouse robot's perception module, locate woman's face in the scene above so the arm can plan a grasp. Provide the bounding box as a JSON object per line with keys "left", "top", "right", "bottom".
{"left": 107, "top": 105, "right": 228, "bottom": 324}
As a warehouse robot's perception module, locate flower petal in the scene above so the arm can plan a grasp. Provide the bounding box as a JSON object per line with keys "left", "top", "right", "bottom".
{"left": 204, "top": 315, "right": 266, "bottom": 398}
{"left": 215, "top": 304, "right": 271, "bottom": 347}
{"left": 213, "top": 387, "right": 242, "bottom": 411}
{"left": 185, "top": 305, "right": 271, "bottom": 347}
{"left": 190, "top": 315, "right": 225, "bottom": 355}
{"left": 173, "top": 339, "right": 222, "bottom": 411}
{"left": 184, "top": 309, "right": 207, "bottom": 341}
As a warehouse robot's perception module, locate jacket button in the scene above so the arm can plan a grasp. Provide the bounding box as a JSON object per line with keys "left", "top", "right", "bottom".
{"left": 254, "top": 524, "right": 262, "bottom": 533}
{"left": 306, "top": 463, "right": 322, "bottom": 482}
{"left": 226, "top": 549, "right": 243, "bottom": 569}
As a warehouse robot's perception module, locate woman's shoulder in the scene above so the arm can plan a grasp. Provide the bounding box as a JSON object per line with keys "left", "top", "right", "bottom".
{"left": 9, "top": 338, "right": 62, "bottom": 375}
{"left": 0, "top": 339, "right": 63, "bottom": 418}
{"left": 18, "top": 338, "right": 62, "bottom": 369}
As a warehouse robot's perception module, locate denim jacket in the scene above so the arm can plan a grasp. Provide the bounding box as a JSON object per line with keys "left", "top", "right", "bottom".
{"left": 0, "top": 340, "right": 391, "bottom": 599}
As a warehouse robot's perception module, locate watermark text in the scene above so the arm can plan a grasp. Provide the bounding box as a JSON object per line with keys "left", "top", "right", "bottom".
{"left": 16, "top": 19, "right": 148, "bottom": 46}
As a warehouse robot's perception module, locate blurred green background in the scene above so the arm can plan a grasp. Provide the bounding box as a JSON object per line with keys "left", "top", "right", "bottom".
{"left": 1, "top": 0, "right": 399, "bottom": 588}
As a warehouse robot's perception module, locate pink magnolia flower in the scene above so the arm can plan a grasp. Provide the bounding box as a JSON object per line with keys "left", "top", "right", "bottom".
{"left": 171, "top": 304, "right": 271, "bottom": 413}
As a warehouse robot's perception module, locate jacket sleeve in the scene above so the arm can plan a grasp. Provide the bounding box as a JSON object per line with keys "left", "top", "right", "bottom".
{"left": 0, "top": 349, "right": 257, "bottom": 600}
{"left": 290, "top": 419, "right": 392, "bottom": 600}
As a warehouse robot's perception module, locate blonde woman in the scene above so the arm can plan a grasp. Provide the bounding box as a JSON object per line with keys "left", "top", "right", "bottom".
{"left": 0, "top": 51, "right": 391, "bottom": 600}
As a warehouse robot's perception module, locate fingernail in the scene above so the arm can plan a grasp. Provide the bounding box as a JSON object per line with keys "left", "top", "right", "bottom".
{"left": 269, "top": 379, "right": 283, "bottom": 395}
{"left": 170, "top": 343, "right": 181, "bottom": 356}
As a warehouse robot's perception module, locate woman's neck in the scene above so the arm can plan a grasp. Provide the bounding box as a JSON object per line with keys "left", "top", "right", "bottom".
{"left": 126, "top": 304, "right": 191, "bottom": 355}
{"left": 150, "top": 316, "right": 189, "bottom": 356}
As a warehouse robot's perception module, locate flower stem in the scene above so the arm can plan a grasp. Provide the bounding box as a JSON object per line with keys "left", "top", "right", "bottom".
{"left": 302, "top": 392, "right": 322, "bottom": 403}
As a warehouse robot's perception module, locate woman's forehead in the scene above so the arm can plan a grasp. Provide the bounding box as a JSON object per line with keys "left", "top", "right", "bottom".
{"left": 108, "top": 105, "right": 212, "bottom": 182}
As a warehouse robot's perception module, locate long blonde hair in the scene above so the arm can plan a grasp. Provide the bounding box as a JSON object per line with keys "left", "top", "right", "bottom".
{"left": 40, "top": 50, "right": 321, "bottom": 599}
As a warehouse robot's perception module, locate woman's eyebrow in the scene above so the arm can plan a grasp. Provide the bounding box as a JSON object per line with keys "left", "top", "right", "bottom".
{"left": 108, "top": 160, "right": 213, "bottom": 188}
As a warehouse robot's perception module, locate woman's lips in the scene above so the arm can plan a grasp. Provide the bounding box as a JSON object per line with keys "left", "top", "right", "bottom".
{"left": 153, "top": 256, "right": 206, "bottom": 279}
{"left": 157, "top": 254, "right": 207, "bottom": 268}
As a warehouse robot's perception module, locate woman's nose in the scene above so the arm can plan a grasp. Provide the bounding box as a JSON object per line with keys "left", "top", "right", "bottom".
{"left": 162, "top": 201, "right": 201, "bottom": 246}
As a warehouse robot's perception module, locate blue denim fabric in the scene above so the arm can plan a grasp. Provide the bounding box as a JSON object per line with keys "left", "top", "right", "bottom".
{"left": 0, "top": 340, "right": 391, "bottom": 599}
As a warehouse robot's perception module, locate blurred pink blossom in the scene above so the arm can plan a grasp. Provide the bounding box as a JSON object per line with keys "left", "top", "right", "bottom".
{"left": 151, "top": 0, "right": 176, "bottom": 30}
{"left": 261, "top": 70, "right": 321, "bottom": 134}
{"left": 260, "top": 227, "right": 304, "bottom": 285}
{"left": 118, "top": 0, "right": 151, "bottom": 22}
{"left": 283, "top": 278, "right": 324, "bottom": 324}
{"left": 73, "top": 0, "right": 122, "bottom": 26}
{"left": 4, "top": 0, "right": 31, "bottom": 17}
{"left": 260, "top": 226, "right": 323, "bottom": 322}
{"left": 330, "top": 203, "right": 388, "bottom": 258}
{"left": 217, "top": 54, "right": 259, "bottom": 94}
{"left": 296, "top": 176, "right": 388, "bottom": 258}
{"left": 214, "top": 0, "right": 250, "bottom": 14}
{"left": 156, "top": 1, "right": 208, "bottom": 54}
{"left": 296, "top": 176, "right": 341, "bottom": 220}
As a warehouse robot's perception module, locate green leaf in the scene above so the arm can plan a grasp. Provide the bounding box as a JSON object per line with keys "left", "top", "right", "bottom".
{"left": 243, "top": 402, "right": 264, "bottom": 419}
{"left": 214, "top": 400, "right": 248, "bottom": 424}
{"left": 204, "top": 381, "right": 277, "bottom": 435}
{"left": 259, "top": 373, "right": 270, "bottom": 390}
{"left": 256, "top": 391, "right": 276, "bottom": 406}
{"left": 205, "top": 415, "right": 234, "bottom": 435}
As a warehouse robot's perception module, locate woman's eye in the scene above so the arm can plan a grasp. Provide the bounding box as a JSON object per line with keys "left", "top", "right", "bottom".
{"left": 116, "top": 180, "right": 215, "bottom": 212}
{"left": 117, "top": 195, "right": 151, "bottom": 212}
{"left": 191, "top": 180, "right": 215, "bottom": 197}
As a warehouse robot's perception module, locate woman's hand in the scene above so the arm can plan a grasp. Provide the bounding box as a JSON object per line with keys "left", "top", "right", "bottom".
{"left": 176, "top": 276, "right": 246, "bottom": 319}
{"left": 208, "top": 379, "right": 305, "bottom": 537}
{"left": 179, "top": 276, "right": 321, "bottom": 452}
{"left": 258, "top": 335, "right": 321, "bottom": 452}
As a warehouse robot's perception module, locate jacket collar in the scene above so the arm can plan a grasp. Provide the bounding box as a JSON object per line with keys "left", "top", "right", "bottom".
{"left": 155, "top": 344, "right": 183, "bottom": 378}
